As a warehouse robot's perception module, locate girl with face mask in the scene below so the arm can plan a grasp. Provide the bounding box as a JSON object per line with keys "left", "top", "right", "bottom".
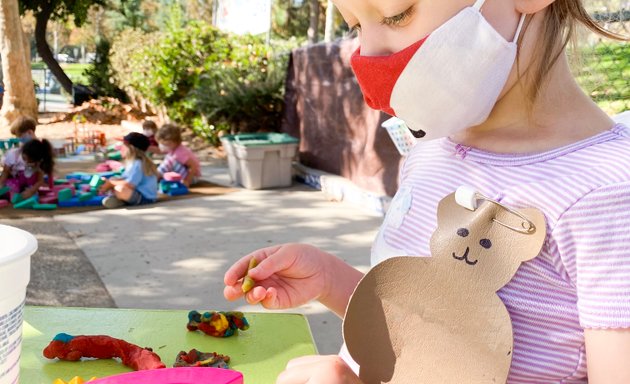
{"left": 0, "top": 117, "right": 42, "bottom": 199}
{"left": 223, "top": 1, "right": 630, "bottom": 382}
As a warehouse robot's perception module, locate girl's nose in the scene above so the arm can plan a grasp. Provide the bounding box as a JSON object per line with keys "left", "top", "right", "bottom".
{"left": 357, "top": 25, "right": 398, "bottom": 57}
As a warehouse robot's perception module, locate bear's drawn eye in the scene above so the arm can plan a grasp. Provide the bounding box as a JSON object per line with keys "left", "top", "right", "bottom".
{"left": 457, "top": 228, "right": 469, "bottom": 237}
{"left": 480, "top": 239, "right": 492, "bottom": 249}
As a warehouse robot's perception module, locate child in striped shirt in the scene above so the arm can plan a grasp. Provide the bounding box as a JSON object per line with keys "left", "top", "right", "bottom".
{"left": 223, "top": 0, "right": 630, "bottom": 383}
{"left": 156, "top": 123, "right": 201, "bottom": 187}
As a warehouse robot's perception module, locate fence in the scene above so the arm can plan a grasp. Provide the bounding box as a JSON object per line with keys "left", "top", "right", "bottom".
{"left": 31, "top": 68, "right": 72, "bottom": 113}
{"left": 574, "top": 3, "right": 629, "bottom": 115}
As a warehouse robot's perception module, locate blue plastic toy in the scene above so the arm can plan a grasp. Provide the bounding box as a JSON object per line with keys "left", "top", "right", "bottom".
{"left": 159, "top": 180, "right": 189, "bottom": 196}
{"left": 58, "top": 195, "right": 105, "bottom": 208}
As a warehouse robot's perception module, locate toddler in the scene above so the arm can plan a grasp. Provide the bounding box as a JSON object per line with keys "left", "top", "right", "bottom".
{"left": 142, "top": 120, "right": 160, "bottom": 155}
{"left": 100, "top": 132, "right": 158, "bottom": 209}
{"left": 0, "top": 117, "right": 49, "bottom": 199}
{"left": 156, "top": 123, "right": 201, "bottom": 187}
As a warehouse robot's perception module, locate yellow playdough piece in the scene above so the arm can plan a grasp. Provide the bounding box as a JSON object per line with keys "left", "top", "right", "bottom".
{"left": 241, "top": 257, "right": 258, "bottom": 293}
{"left": 53, "top": 376, "right": 97, "bottom": 384}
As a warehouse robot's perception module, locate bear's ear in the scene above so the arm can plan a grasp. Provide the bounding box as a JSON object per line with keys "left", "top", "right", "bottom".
{"left": 515, "top": 208, "right": 547, "bottom": 262}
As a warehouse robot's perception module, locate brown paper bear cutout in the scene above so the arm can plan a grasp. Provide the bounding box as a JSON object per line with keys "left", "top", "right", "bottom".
{"left": 343, "top": 192, "right": 546, "bottom": 384}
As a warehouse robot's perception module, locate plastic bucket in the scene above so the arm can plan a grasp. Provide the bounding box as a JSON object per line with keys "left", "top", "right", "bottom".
{"left": 0, "top": 225, "right": 37, "bottom": 384}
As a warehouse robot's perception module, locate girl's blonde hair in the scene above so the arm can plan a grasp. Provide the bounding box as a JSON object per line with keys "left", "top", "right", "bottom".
{"left": 124, "top": 143, "right": 159, "bottom": 177}
{"left": 523, "top": 0, "right": 629, "bottom": 102}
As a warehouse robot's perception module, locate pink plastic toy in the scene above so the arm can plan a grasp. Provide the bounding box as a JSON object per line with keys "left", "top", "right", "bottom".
{"left": 40, "top": 194, "right": 58, "bottom": 204}
{"left": 163, "top": 172, "right": 182, "bottom": 182}
{"left": 89, "top": 367, "right": 243, "bottom": 384}
{"left": 0, "top": 200, "right": 9, "bottom": 209}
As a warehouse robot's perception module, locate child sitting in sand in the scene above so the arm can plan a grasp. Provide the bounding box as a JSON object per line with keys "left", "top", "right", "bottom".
{"left": 99, "top": 132, "right": 158, "bottom": 209}
{"left": 0, "top": 117, "right": 53, "bottom": 200}
{"left": 156, "top": 123, "right": 201, "bottom": 187}
{"left": 4, "top": 138, "right": 55, "bottom": 200}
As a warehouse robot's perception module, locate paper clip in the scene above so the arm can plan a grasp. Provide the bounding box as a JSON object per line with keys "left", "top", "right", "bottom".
{"left": 455, "top": 186, "right": 536, "bottom": 235}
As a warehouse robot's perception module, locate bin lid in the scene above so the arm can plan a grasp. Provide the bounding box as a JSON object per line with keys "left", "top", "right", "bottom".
{"left": 234, "top": 133, "right": 298, "bottom": 146}
{"left": 0, "top": 224, "right": 38, "bottom": 267}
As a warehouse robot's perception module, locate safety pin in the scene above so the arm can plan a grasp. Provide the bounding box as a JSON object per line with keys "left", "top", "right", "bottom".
{"left": 455, "top": 186, "right": 537, "bottom": 235}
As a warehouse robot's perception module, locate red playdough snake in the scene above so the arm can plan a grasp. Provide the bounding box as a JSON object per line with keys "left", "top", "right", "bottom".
{"left": 43, "top": 333, "right": 165, "bottom": 370}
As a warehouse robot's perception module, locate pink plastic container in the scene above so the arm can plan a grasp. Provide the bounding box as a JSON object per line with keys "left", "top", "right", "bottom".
{"left": 163, "top": 172, "right": 182, "bottom": 182}
{"left": 0, "top": 200, "right": 9, "bottom": 209}
{"left": 89, "top": 367, "right": 243, "bottom": 384}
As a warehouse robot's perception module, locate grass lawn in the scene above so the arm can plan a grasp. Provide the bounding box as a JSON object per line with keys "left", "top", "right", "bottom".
{"left": 575, "top": 43, "right": 629, "bottom": 115}
{"left": 31, "top": 62, "right": 92, "bottom": 84}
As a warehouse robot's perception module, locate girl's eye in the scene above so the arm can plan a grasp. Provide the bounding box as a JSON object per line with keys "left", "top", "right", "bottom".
{"left": 381, "top": 6, "right": 415, "bottom": 27}
{"left": 350, "top": 23, "right": 361, "bottom": 33}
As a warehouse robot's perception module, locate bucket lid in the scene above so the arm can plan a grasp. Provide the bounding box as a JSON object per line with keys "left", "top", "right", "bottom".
{"left": 0, "top": 224, "right": 38, "bottom": 267}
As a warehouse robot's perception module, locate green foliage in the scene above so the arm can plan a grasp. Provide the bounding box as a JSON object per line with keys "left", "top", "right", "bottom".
{"left": 111, "top": 22, "right": 296, "bottom": 144}
{"left": 19, "top": 0, "right": 104, "bottom": 27}
{"left": 82, "top": 37, "right": 127, "bottom": 100}
{"left": 106, "top": 0, "right": 151, "bottom": 32}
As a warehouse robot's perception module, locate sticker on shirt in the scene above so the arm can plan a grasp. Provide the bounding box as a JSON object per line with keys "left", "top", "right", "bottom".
{"left": 385, "top": 185, "right": 413, "bottom": 229}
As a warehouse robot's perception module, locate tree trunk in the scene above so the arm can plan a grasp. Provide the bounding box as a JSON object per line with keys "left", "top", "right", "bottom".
{"left": 324, "top": 0, "right": 334, "bottom": 42}
{"left": 307, "top": 0, "right": 319, "bottom": 44}
{"left": 35, "top": 2, "right": 74, "bottom": 95}
{"left": 0, "top": 0, "right": 39, "bottom": 125}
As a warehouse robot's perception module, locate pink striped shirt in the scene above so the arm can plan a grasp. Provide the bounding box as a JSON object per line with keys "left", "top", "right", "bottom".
{"left": 372, "top": 124, "right": 630, "bottom": 383}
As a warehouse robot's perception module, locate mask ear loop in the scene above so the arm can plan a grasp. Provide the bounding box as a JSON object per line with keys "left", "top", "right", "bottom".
{"left": 472, "top": 0, "right": 487, "bottom": 10}
{"left": 472, "top": 0, "right": 527, "bottom": 44}
{"left": 513, "top": 13, "right": 526, "bottom": 43}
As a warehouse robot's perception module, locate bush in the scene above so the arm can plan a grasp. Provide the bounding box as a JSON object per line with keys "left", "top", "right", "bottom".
{"left": 83, "top": 37, "right": 128, "bottom": 101}
{"left": 111, "top": 23, "right": 295, "bottom": 144}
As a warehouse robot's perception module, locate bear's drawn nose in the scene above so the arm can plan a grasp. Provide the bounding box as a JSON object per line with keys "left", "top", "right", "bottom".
{"left": 452, "top": 246, "right": 478, "bottom": 266}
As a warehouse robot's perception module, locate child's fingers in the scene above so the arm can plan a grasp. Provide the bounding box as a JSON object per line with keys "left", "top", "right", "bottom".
{"left": 224, "top": 254, "right": 259, "bottom": 286}
{"left": 223, "top": 245, "right": 282, "bottom": 286}
{"left": 260, "top": 287, "right": 280, "bottom": 309}
{"left": 245, "top": 285, "right": 269, "bottom": 305}
{"left": 223, "top": 284, "right": 244, "bottom": 301}
{"left": 246, "top": 247, "right": 297, "bottom": 281}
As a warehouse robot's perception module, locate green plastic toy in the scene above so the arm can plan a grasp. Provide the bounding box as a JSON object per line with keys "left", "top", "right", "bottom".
{"left": 33, "top": 203, "right": 58, "bottom": 210}
{"left": 58, "top": 188, "right": 74, "bottom": 202}
{"left": 78, "top": 192, "right": 94, "bottom": 201}
{"left": 14, "top": 195, "right": 38, "bottom": 209}
{"left": 0, "top": 186, "right": 10, "bottom": 196}
{"left": 89, "top": 175, "right": 104, "bottom": 191}
{"left": 11, "top": 193, "right": 23, "bottom": 204}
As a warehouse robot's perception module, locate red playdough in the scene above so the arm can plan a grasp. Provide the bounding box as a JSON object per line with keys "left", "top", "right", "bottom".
{"left": 43, "top": 334, "right": 165, "bottom": 370}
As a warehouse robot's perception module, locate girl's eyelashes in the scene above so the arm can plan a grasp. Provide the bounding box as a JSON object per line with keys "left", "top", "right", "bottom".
{"left": 381, "top": 5, "right": 415, "bottom": 27}
{"left": 350, "top": 23, "right": 362, "bottom": 33}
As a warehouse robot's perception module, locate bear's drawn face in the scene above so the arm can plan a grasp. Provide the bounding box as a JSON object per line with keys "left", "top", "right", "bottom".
{"left": 430, "top": 193, "right": 546, "bottom": 291}
{"left": 451, "top": 227, "right": 493, "bottom": 266}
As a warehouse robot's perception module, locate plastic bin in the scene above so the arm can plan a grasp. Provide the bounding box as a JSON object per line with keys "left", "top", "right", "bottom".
{"left": 220, "top": 133, "right": 299, "bottom": 189}
{"left": 0, "top": 224, "right": 37, "bottom": 383}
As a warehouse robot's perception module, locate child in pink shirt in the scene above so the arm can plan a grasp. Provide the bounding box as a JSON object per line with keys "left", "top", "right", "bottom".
{"left": 156, "top": 123, "right": 201, "bottom": 187}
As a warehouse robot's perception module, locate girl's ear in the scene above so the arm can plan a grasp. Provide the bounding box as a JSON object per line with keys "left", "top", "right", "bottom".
{"left": 515, "top": 0, "right": 556, "bottom": 14}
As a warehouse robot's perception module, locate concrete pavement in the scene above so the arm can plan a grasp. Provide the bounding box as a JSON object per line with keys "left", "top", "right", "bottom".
{"left": 5, "top": 160, "right": 384, "bottom": 355}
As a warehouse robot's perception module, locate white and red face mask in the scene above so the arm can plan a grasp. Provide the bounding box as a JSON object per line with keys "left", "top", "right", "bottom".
{"left": 350, "top": 0, "right": 525, "bottom": 140}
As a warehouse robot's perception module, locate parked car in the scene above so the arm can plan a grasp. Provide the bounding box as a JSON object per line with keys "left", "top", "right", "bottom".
{"left": 54, "top": 53, "right": 77, "bottom": 63}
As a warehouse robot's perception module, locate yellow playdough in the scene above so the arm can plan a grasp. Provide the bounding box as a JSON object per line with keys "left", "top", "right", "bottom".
{"left": 53, "top": 376, "right": 97, "bottom": 384}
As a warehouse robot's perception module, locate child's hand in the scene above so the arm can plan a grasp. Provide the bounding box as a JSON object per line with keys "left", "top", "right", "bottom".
{"left": 99, "top": 179, "right": 112, "bottom": 193}
{"left": 276, "top": 355, "right": 363, "bottom": 384}
{"left": 21, "top": 188, "right": 35, "bottom": 200}
{"left": 224, "top": 243, "right": 333, "bottom": 310}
